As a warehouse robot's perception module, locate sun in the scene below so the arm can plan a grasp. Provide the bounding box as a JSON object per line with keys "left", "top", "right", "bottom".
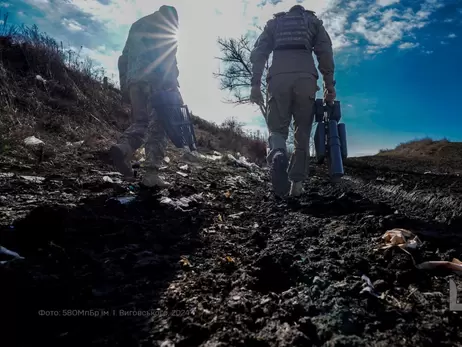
{"left": 173, "top": 29, "right": 179, "bottom": 43}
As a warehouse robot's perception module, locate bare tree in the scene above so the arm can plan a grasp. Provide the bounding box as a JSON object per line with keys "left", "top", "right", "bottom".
{"left": 214, "top": 35, "right": 270, "bottom": 118}
{"left": 214, "top": 33, "right": 319, "bottom": 154}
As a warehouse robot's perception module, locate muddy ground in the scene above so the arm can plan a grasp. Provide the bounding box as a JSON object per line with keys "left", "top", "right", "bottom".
{"left": 1, "top": 148, "right": 462, "bottom": 347}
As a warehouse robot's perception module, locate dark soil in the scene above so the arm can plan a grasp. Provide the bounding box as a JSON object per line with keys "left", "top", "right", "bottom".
{"left": 1, "top": 149, "right": 462, "bottom": 347}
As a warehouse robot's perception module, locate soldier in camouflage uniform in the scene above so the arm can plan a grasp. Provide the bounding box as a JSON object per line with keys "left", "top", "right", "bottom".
{"left": 249, "top": 5, "right": 336, "bottom": 198}
{"left": 110, "top": 5, "right": 197, "bottom": 187}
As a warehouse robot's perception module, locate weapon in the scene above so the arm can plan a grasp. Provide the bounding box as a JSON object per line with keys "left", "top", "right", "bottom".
{"left": 313, "top": 99, "right": 348, "bottom": 183}
{"left": 151, "top": 89, "right": 197, "bottom": 151}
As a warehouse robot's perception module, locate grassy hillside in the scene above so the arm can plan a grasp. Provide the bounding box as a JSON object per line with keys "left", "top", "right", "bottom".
{"left": 344, "top": 137, "right": 462, "bottom": 174}
{"left": 0, "top": 19, "right": 266, "bottom": 168}
{"left": 377, "top": 137, "right": 457, "bottom": 157}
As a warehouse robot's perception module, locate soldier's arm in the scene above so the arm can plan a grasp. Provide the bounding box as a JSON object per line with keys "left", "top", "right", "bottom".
{"left": 249, "top": 20, "right": 275, "bottom": 86}
{"left": 118, "top": 39, "right": 129, "bottom": 93}
{"left": 312, "top": 19, "right": 335, "bottom": 87}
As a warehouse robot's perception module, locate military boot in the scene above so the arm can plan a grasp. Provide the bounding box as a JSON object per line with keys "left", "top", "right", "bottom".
{"left": 289, "top": 181, "right": 304, "bottom": 197}
{"left": 141, "top": 170, "right": 171, "bottom": 188}
{"left": 270, "top": 150, "right": 290, "bottom": 198}
{"left": 181, "top": 145, "right": 201, "bottom": 162}
{"left": 109, "top": 143, "right": 134, "bottom": 179}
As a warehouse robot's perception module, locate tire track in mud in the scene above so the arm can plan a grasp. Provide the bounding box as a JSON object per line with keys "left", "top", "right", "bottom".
{"left": 342, "top": 173, "right": 462, "bottom": 231}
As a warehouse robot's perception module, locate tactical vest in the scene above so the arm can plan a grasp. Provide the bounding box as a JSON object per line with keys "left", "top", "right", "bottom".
{"left": 273, "top": 10, "right": 312, "bottom": 50}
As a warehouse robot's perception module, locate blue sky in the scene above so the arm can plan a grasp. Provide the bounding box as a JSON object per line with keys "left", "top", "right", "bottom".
{"left": 3, "top": 0, "right": 462, "bottom": 156}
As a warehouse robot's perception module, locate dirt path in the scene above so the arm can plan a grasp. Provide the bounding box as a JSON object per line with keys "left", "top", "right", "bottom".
{"left": 1, "top": 152, "right": 462, "bottom": 347}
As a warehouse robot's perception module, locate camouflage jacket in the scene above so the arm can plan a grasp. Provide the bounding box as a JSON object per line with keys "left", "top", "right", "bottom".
{"left": 118, "top": 11, "right": 179, "bottom": 93}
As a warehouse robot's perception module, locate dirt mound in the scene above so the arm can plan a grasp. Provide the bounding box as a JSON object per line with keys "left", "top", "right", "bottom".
{"left": 360, "top": 138, "right": 462, "bottom": 174}
{"left": 378, "top": 138, "right": 453, "bottom": 157}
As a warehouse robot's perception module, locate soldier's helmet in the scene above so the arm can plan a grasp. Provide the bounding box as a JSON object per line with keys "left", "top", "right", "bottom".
{"left": 289, "top": 5, "right": 305, "bottom": 12}
{"left": 159, "top": 5, "right": 178, "bottom": 26}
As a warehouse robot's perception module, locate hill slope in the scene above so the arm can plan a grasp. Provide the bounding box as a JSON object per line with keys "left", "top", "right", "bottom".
{"left": 0, "top": 26, "right": 266, "bottom": 171}
{"left": 346, "top": 138, "right": 462, "bottom": 174}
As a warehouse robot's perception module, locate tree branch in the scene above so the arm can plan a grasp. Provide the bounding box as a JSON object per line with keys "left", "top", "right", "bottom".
{"left": 215, "top": 34, "right": 269, "bottom": 118}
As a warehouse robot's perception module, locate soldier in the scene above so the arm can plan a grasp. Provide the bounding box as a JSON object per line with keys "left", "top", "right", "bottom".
{"left": 249, "top": 4, "right": 336, "bottom": 198}
{"left": 110, "top": 5, "right": 198, "bottom": 187}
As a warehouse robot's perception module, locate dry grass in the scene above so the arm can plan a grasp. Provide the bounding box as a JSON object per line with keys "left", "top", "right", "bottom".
{"left": 192, "top": 115, "right": 267, "bottom": 165}
{"left": 377, "top": 137, "right": 453, "bottom": 157}
{"left": 0, "top": 15, "right": 267, "bottom": 165}
{"left": 371, "top": 137, "right": 462, "bottom": 173}
{"left": 0, "top": 13, "right": 129, "bottom": 153}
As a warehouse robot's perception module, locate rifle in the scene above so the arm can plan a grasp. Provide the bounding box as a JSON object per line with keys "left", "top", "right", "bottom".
{"left": 313, "top": 99, "right": 348, "bottom": 183}
{"left": 151, "top": 89, "right": 197, "bottom": 151}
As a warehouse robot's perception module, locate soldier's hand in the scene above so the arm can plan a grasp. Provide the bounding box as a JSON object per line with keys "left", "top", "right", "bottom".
{"left": 324, "top": 85, "right": 336, "bottom": 104}
{"left": 250, "top": 85, "right": 264, "bottom": 105}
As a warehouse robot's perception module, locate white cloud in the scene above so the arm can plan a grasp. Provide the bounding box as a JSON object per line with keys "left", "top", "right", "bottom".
{"left": 321, "top": 12, "right": 351, "bottom": 50}
{"left": 398, "top": 42, "right": 419, "bottom": 49}
{"left": 62, "top": 18, "right": 84, "bottom": 31}
{"left": 80, "top": 45, "right": 120, "bottom": 81}
{"left": 0, "top": 2, "right": 10, "bottom": 7}
{"left": 30, "top": 0, "right": 49, "bottom": 4}
{"left": 448, "top": 33, "right": 457, "bottom": 39}
{"left": 376, "top": 0, "right": 399, "bottom": 7}
{"left": 350, "top": 0, "right": 441, "bottom": 53}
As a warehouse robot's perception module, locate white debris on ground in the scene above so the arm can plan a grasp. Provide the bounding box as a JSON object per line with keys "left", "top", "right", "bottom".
{"left": 176, "top": 163, "right": 190, "bottom": 177}
{"left": 0, "top": 173, "right": 46, "bottom": 183}
{"left": 224, "top": 175, "right": 248, "bottom": 188}
{"left": 91, "top": 170, "right": 123, "bottom": 177}
{"left": 379, "top": 228, "right": 423, "bottom": 250}
{"left": 66, "top": 140, "right": 84, "bottom": 147}
{"left": 160, "top": 193, "right": 204, "bottom": 211}
{"left": 102, "top": 175, "right": 122, "bottom": 184}
{"left": 360, "top": 274, "right": 381, "bottom": 298}
{"left": 132, "top": 148, "right": 261, "bottom": 174}
{"left": 113, "top": 196, "right": 136, "bottom": 205}
{"left": 186, "top": 150, "right": 260, "bottom": 171}
{"left": 21, "top": 176, "right": 45, "bottom": 183}
{"left": 35, "top": 74, "right": 46, "bottom": 84}
{"left": 224, "top": 154, "right": 260, "bottom": 171}
{"left": 0, "top": 245, "right": 25, "bottom": 265}
{"left": 416, "top": 258, "right": 462, "bottom": 275}
{"left": 377, "top": 228, "right": 462, "bottom": 276}
{"left": 24, "top": 136, "right": 44, "bottom": 147}
{"left": 198, "top": 151, "right": 222, "bottom": 161}
{"left": 228, "top": 212, "right": 244, "bottom": 219}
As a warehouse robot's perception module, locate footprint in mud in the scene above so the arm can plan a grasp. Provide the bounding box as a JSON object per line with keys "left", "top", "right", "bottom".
{"left": 251, "top": 253, "right": 299, "bottom": 293}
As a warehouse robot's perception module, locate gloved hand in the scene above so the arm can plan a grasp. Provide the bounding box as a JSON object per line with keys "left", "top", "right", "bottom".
{"left": 323, "top": 84, "right": 336, "bottom": 104}
{"left": 250, "top": 84, "right": 264, "bottom": 105}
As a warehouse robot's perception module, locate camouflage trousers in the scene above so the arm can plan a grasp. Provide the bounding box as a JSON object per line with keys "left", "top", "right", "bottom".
{"left": 266, "top": 73, "right": 317, "bottom": 182}
{"left": 118, "top": 82, "right": 182, "bottom": 170}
